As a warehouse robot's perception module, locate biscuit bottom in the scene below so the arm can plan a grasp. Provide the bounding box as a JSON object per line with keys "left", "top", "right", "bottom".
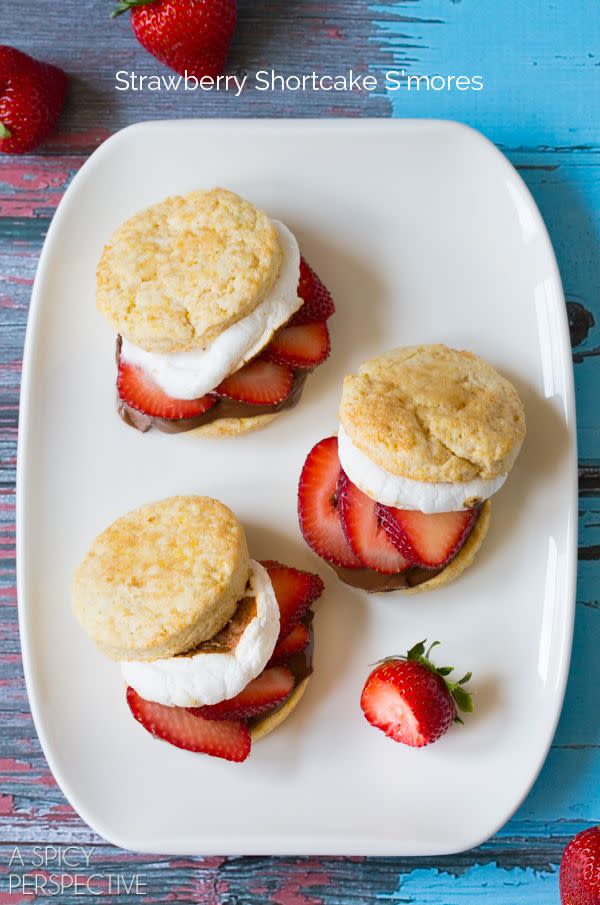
{"left": 250, "top": 677, "right": 311, "bottom": 742}
{"left": 329, "top": 500, "right": 491, "bottom": 594}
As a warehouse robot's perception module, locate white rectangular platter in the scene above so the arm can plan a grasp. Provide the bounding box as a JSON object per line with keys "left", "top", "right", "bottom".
{"left": 17, "top": 120, "right": 577, "bottom": 855}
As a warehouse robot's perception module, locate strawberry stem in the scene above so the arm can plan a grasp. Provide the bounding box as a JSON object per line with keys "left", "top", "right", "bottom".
{"left": 0, "top": 123, "right": 12, "bottom": 139}
{"left": 111, "top": 0, "right": 157, "bottom": 18}
{"left": 376, "top": 639, "right": 474, "bottom": 723}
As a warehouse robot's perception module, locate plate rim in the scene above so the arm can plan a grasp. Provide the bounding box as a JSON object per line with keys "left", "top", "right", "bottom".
{"left": 16, "top": 117, "right": 578, "bottom": 856}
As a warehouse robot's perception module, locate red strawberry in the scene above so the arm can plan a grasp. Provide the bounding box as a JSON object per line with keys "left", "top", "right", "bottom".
{"left": 126, "top": 686, "right": 250, "bottom": 761}
{"left": 266, "top": 322, "right": 330, "bottom": 369}
{"left": 289, "top": 258, "right": 336, "bottom": 326}
{"left": 118, "top": 358, "right": 216, "bottom": 419}
{"left": 112, "top": 0, "right": 237, "bottom": 80}
{"left": 298, "top": 437, "right": 363, "bottom": 569}
{"left": 0, "top": 46, "right": 67, "bottom": 155}
{"left": 360, "top": 641, "right": 473, "bottom": 748}
{"left": 260, "top": 561, "right": 324, "bottom": 639}
{"left": 269, "top": 622, "right": 311, "bottom": 667}
{"left": 189, "top": 667, "right": 294, "bottom": 721}
{"left": 380, "top": 506, "right": 478, "bottom": 569}
{"left": 338, "top": 472, "right": 411, "bottom": 575}
{"left": 560, "top": 825, "right": 600, "bottom": 904}
{"left": 216, "top": 357, "right": 293, "bottom": 406}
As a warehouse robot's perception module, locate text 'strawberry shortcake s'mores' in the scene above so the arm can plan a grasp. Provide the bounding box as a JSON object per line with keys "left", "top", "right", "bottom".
{"left": 96, "top": 188, "right": 335, "bottom": 436}
{"left": 73, "top": 496, "right": 324, "bottom": 762}
{"left": 298, "top": 345, "right": 526, "bottom": 593}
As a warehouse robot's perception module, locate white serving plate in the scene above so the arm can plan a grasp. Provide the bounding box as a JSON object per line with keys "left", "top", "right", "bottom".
{"left": 17, "top": 120, "right": 577, "bottom": 856}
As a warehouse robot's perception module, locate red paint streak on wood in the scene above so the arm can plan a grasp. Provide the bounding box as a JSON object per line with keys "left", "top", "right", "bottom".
{"left": 0, "top": 758, "right": 32, "bottom": 772}
{"left": 0, "top": 794, "right": 14, "bottom": 814}
{"left": 268, "top": 867, "right": 332, "bottom": 905}
{"left": 0, "top": 162, "right": 71, "bottom": 192}
{"left": 0, "top": 893, "right": 29, "bottom": 905}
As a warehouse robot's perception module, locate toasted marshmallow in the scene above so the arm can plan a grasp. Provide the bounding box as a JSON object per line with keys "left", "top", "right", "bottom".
{"left": 337, "top": 425, "right": 506, "bottom": 514}
{"left": 120, "top": 220, "right": 302, "bottom": 400}
{"left": 121, "top": 561, "right": 280, "bottom": 707}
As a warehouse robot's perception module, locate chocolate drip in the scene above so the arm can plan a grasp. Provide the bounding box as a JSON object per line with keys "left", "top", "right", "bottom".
{"left": 328, "top": 563, "right": 443, "bottom": 593}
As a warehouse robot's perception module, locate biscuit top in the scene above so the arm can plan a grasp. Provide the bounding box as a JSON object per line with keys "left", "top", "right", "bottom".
{"left": 72, "top": 496, "right": 250, "bottom": 661}
{"left": 339, "top": 345, "right": 526, "bottom": 482}
{"left": 96, "top": 188, "right": 282, "bottom": 354}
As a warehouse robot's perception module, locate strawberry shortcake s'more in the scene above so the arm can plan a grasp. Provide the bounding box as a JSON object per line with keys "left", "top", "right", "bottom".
{"left": 73, "top": 496, "right": 324, "bottom": 762}
{"left": 298, "top": 345, "right": 525, "bottom": 593}
{"left": 96, "top": 188, "right": 334, "bottom": 436}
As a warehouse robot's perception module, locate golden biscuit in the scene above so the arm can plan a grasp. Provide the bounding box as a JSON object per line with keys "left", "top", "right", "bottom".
{"left": 187, "top": 412, "right": 279, "bottom": 438}
{"left": 340, "top": 345, "right": 525, "bottom": 482}
{"left": 250, "top": 677, "right": 311, "bottom": 742}
{"left": 97, "top": 188, "right": 282, "bottom": 354}
{"left": 73, "top": 496, "right": 249, "bottom": 662}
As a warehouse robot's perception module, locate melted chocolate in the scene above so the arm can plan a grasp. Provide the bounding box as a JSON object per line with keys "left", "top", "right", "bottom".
{"left": 328, "top": 563, "right": 443, "bottom": 593}
{"left": 115, "top": 336, "right": 309, "bottom": 433}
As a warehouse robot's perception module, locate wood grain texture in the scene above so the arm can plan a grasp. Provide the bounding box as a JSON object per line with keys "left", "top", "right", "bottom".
{"left": 1, "top": 0, "right": 599, "bottom": 901}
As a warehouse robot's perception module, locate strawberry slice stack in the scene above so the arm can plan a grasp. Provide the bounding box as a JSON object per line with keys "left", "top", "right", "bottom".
{"left": 127, "top": 562, "right": 323, "bottom": 762}
{"left": 118, "top": 257, "right": 334, "bottom": 423}
{"left": 298, "top": 437, "right": 480, "bottom": 583}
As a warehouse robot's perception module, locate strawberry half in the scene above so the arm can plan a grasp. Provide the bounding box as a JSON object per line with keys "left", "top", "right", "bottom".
{"left": 260, "top": 561, "right": 324, "bottom": 639}
{"left": 118, "top": 359, "right": 217, "bottom": 420}
{"left": 189, "top": 667, "right": 294, "bottom": 721}
{"left": 290, "top": 257, "right": 336, "bottom": 326}
{"left": 126, "top": 687, "right": 251, "bottom": 762}
{"left": 298, "top": 437, "right": 363, "bottom": 569}
{"left": 216, "top": 357, "right": 293, "bottom": 406}
{"left": 268, "top": 622, "right": 311, "bottom": 667}
{"left": 360, "top": 641, "right": 473, "bottom": 748}
{"left": 338, "top": 472, "right": 412, "bottom": 575}
{"left": 379, "top": 506, "right": 478, "bottom": 569}
{"left": 266, "top": 322, "right": 330, "bottom": 369}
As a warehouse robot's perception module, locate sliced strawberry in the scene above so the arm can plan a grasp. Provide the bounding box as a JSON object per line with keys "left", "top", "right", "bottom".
{"left": 337, "top": 472, "right": 412, "bottom": 575}
{"left": 298, "top": 436, "right": 363, "bottom": 569}
{"left": 126, "top": 687, "right": 250, "bottom": 762}
{"left": 215, "top": 357, "right": 293, "bottom": 406}
{"left": 118, "top": 359, "right": 217, "bottom": 420}
{"left": 260, "top": 560, "right": 324, "bottom": 639}
{"left": 290, "top": 257, "right": 336, "bottom": 326}
{"left": 268, "top": 622, "right": 311, "bottom": 667}
{"left": 380, "top": 506, "right": 478, "bottom": 569}
{"left": 360, "top": 640, "right": 473, "bottom": 748}
{"left": 189, "top": 667, "right": 294, "bottom": 721}
{"left": 266, "top": 322, "right": 330, "bottom": 369}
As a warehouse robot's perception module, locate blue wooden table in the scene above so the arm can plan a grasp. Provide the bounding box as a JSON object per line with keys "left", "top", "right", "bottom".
{"left": 1, "top": 1, "right": 599, "bottom": 901}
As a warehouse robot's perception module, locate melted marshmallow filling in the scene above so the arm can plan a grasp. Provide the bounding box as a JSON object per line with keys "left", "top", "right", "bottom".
{"left": 337, "top": 424, "right": 506, "bottom": 514}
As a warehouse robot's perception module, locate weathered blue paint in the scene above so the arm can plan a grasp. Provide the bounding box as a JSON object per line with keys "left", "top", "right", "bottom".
{"left": 380, "top": 863, "right": 558, "bottom": 903}
{"left": 371, "top": 0, "right": 600, "bottom": 150}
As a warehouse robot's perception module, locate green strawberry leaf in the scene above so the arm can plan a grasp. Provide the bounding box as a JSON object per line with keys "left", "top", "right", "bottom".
{"left": 0, "top": 123, "right": 12, "bottom": 139}
{"left": 406, "top": 640, "right": 426, "bottom": 661}
{"left": 111, "top": 0, "right": 156, "bottom": 18}
{"left": 451, "top": 686, "right": 474, "bottom": 713}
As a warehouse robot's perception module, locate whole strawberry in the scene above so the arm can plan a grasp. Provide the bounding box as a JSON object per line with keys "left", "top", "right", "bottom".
{"left": 560, "top": 826, "right": 600, "bottom": 904}
{"left": 112, "top": 0, "right": 237, "bottom": 79}
{"left": 0, "top": 47, "right": 67, "bottom": 155}
{"left": 360, "top": 640, "right": 473, "bottom": 748}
